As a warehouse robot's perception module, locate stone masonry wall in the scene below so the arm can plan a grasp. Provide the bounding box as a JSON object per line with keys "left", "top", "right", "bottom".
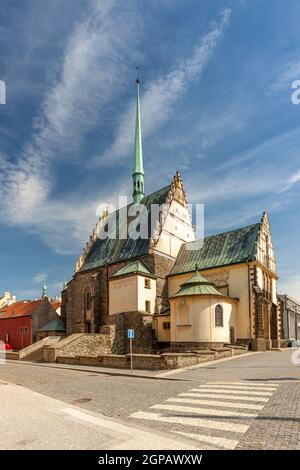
{"left": 110, "top": 312, "right": 154, "bottom": 354}
{"left": 65, "top": 268, "right": 106, "bottom": 335}
{"left": 56, "top": 333, "right": 112, "bottom": 357}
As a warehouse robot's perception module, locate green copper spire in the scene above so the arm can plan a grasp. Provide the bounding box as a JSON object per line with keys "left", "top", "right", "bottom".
{"left": 42, "top": 283, "right": 48, "bottom": 298}
{"left": 132, "top": 68, "right": 145, "bottom": 204}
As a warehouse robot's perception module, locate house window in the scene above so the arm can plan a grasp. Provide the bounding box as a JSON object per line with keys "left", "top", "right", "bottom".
{"left": 163, "top": 321, "right": 170, "bottom": 330}
{"left": 20, "top": 327, "right": 23, "bottom": 335}
{"left": 24, "top": 327, "right": 28, "bottom": 336}
{"left": 215, "top": 304, "right": 224, "bottom": 327}
{"left": 145, "top": 300, "right": 151, "bottom": 313}
{"left": 144, "top": 278, "right": 151, "bottom": 289}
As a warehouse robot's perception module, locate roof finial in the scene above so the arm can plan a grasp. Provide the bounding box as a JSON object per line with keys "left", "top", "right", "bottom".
{"left": 136, "top": 65, "right": 140, "bottom": 83}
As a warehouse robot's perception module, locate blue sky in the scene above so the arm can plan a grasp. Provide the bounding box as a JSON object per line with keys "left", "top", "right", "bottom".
{"left": 0, "top": 0, "right": 300, "bottom": 300}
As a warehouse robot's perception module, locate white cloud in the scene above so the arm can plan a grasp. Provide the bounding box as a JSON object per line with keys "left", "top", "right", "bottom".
{"left": 0, "top": 0, "right": 141, "bottom": 253}
{"left": 287, "top": 170, "right": 300, "bottom": 185}
{"left": 95, "top": 8, "right": 232, "bottom": 167}
{"left": 278, "top": 170, "right": 300, "bottom": 193}
{"left": 33, "top": 273, "right": 48, "bottom": 283}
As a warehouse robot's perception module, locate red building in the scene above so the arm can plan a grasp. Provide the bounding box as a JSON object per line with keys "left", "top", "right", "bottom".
{"left": 0, "top": 298, "right": 61, "bottom": 350}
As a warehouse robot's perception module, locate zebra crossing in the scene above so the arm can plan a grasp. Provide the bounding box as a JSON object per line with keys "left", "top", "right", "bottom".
{"left": 130, "top": 381, "right": 279, "bottom": 450}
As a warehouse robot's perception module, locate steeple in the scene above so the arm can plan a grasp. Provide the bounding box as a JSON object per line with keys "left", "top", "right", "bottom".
{"left": 42, "top": 283, "right": 48, "bottom": 299}
{"left": 132, "top": 67, "right": 145, "bottom": 204}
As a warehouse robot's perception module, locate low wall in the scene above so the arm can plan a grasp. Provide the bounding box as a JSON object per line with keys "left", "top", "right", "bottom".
{"left": 55, "top": 345, "right": 247, "bottom": 370}
{"left": 5, "top": 351, "right": 19, "bottom": 360}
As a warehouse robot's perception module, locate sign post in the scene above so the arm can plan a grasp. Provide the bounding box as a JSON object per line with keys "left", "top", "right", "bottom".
{"left": 127, "top": 329, "right": 134, "bottom": 373}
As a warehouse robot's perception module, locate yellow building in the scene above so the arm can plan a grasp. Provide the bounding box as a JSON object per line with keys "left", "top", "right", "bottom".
{"left": 153, "top": 211, "right": 280, "bottom": 351}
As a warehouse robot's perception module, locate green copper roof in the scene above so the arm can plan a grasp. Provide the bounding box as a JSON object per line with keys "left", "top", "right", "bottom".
{"left": 113, "top": 260, "right": 156, "bottom": 278}
{"left": 173, "top": 283, "right": 223, "bottom": 297}
{"left": 39, "top": 318, "right": 65, "bottom": 332}
{"left": 133, "top": 79, "right": 144, "bottom": 175}
{"left": 80, "top": 185, "right": 171, "bottom": 272}
{"left": 183, "top": 271, "right": 212, "bottom": 285}
{"left": 172, "top": 271, "right": 223, "bottom": 298}
{"left": 170, "top": 223, "right": 260, "bottom": 276}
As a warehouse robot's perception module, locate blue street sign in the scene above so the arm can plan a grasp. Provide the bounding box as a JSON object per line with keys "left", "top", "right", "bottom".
{"left": 128, "top": 329, "right": 134, "bottom": 339}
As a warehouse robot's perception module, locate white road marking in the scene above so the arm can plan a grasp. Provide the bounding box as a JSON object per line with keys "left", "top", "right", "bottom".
{"left": 171, "top": 397, "right": 264, "bottom": 410}
{"left": 131, "top": 411, "right": 249, "bottom": 433}
{"left": 207, "top": 382, "right": 279, "bottom": 388}
{"left": 193, "top": 388, "right": 273, "bottom": 396}
{"left": 183, "top": 392, "right": 269, "bottom": 402}
{"left": 151, "top": 403, "right": 257, "bottom": 418}
{"left": 172, "top": 430, "right": 238, "bottom": 450}
{"left": 200, "top": 384, "right": 277, "bottom": 392}
{"left": 130, "top": 380, "right": 278, "bottom": 450}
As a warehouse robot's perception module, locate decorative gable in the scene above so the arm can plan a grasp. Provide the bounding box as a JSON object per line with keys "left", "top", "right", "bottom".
{"left": 255, "top": 211, "right": 276, "bottom": 273}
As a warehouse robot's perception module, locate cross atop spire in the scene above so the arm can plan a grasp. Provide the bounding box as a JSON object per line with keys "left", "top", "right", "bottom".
{"left": 132, "top": 66, "right": 145, "bottom": 204}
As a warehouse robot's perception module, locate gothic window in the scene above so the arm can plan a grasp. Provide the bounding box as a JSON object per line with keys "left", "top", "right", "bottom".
{"left": 84, "top": 288, "right": 91, "bottom": 313}
{"left": 215, "top": 304, "right": 224, "bottom": 327}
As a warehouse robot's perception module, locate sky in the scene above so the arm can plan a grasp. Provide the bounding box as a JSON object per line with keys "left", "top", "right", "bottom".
{"left": 0, "top": 0, "right": 300, "bottom": 300}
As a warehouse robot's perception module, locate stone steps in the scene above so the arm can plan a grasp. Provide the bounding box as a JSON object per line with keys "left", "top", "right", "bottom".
{"left": 19, "top": 347, "right": 45, "bottom": 362}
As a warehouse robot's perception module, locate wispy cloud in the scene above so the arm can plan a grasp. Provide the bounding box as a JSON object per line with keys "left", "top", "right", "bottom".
{"left": 0, "top": 0, "right": 141, "bottom": 253}
{"left": 279, "top": 170, "right": 300, "bottom": 193}
{"left": 94, "top": 7, "right": 232, "bottom": 167}
{"left": 33, "top": 273, "right": 47, "bottom": 283}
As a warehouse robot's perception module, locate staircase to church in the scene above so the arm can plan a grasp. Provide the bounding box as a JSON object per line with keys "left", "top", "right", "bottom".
{"left": 19, "top": 336, "right": 61, "bottom": 362}
{"left": 20, "top": 347, "right": 45, "bottom": 362}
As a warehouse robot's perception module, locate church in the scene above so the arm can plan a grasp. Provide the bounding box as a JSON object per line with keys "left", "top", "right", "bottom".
{"left": 61, "top": 78, "right": 282, "bottom": 353}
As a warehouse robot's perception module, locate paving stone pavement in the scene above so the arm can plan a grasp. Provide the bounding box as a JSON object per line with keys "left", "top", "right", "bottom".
{"left": 237, "top": 381, "right": 300, "bottom": 450}
{"left": 130, "top": 381, "right": 283, "bottom": 450}
{"left": 1, "top": 351, "right": 300, "bottom": 449}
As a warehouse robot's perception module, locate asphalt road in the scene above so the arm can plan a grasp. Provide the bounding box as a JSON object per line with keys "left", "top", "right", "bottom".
{"left": 0, "top": 351, "right": 299, "bottom": 449}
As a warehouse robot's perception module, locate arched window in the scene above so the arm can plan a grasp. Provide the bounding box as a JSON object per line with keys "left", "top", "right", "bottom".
{"left": 215, "top": 304, "right": 223, "bottom": 327}
{"left": 84, "top": 288, "right": 91, "bottom": 313}
{"left": 138, "top": 180, "right": 140, "bottom": 189}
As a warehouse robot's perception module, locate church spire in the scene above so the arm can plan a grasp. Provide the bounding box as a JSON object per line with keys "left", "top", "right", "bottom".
{"left": 42, "top": 283, "right": 48, "bottom": 299}
{"left": 132, "top": 67, "right": 145, "bottom": 204}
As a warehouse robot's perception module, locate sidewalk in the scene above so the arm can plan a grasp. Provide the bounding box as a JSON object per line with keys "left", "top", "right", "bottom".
{"left": 0, "top": 380, "right": 202, "bottom": 450}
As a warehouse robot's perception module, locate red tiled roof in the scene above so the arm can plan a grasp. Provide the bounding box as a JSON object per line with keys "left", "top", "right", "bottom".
{"left": 51, "top": 301, "right": 61, "bottom": 310}
{"left": 0, "top": 300, "right": 44, "bottom": 319}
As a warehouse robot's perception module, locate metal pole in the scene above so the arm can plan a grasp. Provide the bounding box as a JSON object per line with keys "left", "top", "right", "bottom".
{"left": 130, "top": 337, "right": 133, "bottom": 373}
